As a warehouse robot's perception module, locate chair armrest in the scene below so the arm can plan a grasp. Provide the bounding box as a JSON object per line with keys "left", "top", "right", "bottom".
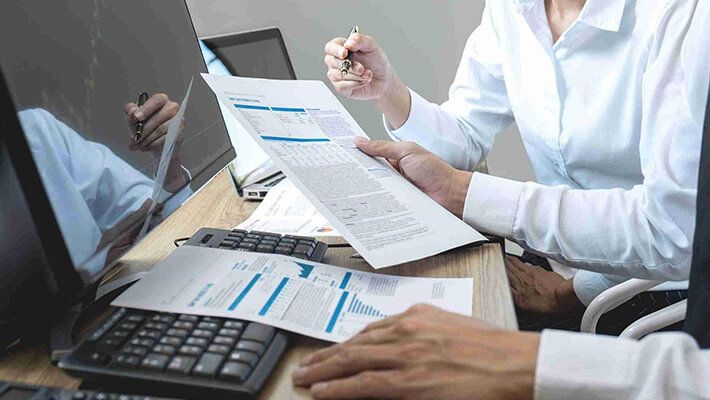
{"left": 580, "top": 279, "right": 663, "bottom": 334}
{"left": 620, "top": 300, "right": 687, "bottom": 340}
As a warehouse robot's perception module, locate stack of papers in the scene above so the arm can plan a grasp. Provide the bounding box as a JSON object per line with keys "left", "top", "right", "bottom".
{"left": 113, "top": 247, "right": 473, "bottom": 343}
{"left": 237, "top": 178, "right": 339, "bottom": 237}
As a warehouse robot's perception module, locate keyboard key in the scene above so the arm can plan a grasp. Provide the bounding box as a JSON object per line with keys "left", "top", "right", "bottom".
{"left": 92, "top": 392, "right": 109, "bottom": 400}
{"left": 118, "top": 322, "right": 138, "bottom": 331}
{"left": 219, "top": 361, "right": 251, "bottom": 383}
{"left": 152, "top": 344, "right": 177, "bottom": 355}
{"left": 278, "top": 241, "right": 296, "bottom": 249}
{"left": 129, "top": 338, "right": 154, "bottom": 348}
{"left": 144, "top": 322, "right": 169, "bottom": 331}
{"left": 192, "top": 353, "right": 225, "bottom": 378}
{"left": 166, "top": 328, "right": 189, "bottom": 338}
{"left": 252, "top": 231, "right": 281, "bottom": 240}
{"left": 172, "top": 321, "right": 195, "bottom": 330}
{"left": 178, "top": 345, "right": 202, "bottom": 356}
{"left": 114, "top": 353, "right": 140, "bottom": 367}
{"left": 235, "top": 340, "right": 265, "bottom": 356}
{"left": 151, "top": 314, "right": 175, "bottom": 324}
{"left": 274, "top": 246, "right": 292, "bottom": 255}
{"left": 223, "top": 320, "right": 245, "bottom": 330}
{"left": 207, "top": 344, "right": 231, "bottom": 354}
{"left": 293, "top": 244, "right": 314, "bottom": 257}
{"left": 202, "top": 316, "right": 223, "bottom": 323}
{"left": 241, "top": 323, "right": 275, "bottom": 344}
{"left": 192, "top": 329, "right": 215, "bottom": 339}
{"left": 197, "top": 321, "right": 220, "bottom": 331}
{"left": 218, "top": 328, "right": 240, "bottom": 337}
{"left": 241, "top": 237, "right": 260, "bottom": 245}
{"left": 125, "top": 315, "right": 145, "bottom": 323}
{"left": 228, "top": 351, "right": 259, "bottom": 367}
{"left": 122, "top": 345, "right": 148, "bottom": 357}
{"left": 141, "top": 353, "right": 170, "bottom": 371}
{"left": 136, "top": 329, "right": 161, "bottom": 340}
{"left": 178, "top": 315, "right": 199, "bottom": 323}
{"left": 212, "top": 336, "right": 236, "bottom": 347}
{"left": 237, "top": 242, "right": 257, "bottom": 251}
{"left": 166, "top": 355, "right": 196, "bottom": 375}
{"left": 257, "top": 244, "right": 276, "bottom": 253}
{"left": 159, "top": 336, "right": 183, "bottom": 347}
{"left": 110, "top": 330, "right": 132, "bottom": 339}
{"left": 231, "top": 229, "right": 248, "bottom": 235}
{"left": 185, "top": 337, "right": 209, "bottom": 347}
{"left": 260, "top": 238, "right": 279, "bottom": 246}
{"left": 102, "top": 338, "right": 124, "bottom": 347}
{"left": 279, "top": 238, "right": 298, "bottom": 245}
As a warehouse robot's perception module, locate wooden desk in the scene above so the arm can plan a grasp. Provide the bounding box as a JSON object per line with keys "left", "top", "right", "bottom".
{"left": 0, "top": 170, "right": 517, "bottom": 398}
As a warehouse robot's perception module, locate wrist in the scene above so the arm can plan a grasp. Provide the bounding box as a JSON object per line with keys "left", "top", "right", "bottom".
{"left": 554, "top": 278, "right": 584, "bottom": 313}
{"left": 375, "top": 72, "right": 410, "bottom": 129}
{"left": 442, "top": 169, "right": 472, "bottom": 218}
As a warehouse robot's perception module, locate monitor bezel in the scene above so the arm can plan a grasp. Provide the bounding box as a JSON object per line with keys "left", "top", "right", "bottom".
{"left": 201, "top": 27, "right": 298, "bottom": 80}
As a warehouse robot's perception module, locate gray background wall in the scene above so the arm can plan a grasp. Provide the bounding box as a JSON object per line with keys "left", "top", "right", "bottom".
{"left": 186, "top": 0, "right": 534, "bottom": 182}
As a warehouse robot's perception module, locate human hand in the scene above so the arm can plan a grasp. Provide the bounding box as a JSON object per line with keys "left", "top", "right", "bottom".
{"left": 505, "top": 255, "right": 583, "bottom": 314}
{"left": 355, "top": 137, "right": 471, "bottom": 217}
{"left": 324, "top": 33, "right": 399, "bottom": 100}
{"left": 124, "top": 93, "right": 180, "bottom": 158}
{"left": 292, "top": 304, "right": 539, "bottom": 400}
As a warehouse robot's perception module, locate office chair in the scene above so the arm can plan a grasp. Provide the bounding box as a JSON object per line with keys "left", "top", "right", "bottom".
{"left": 580, "top": 279, "right": 688, "bottom": 339}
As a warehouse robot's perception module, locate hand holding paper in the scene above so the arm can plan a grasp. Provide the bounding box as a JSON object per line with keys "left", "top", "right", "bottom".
{"left": 201, "top": 74, "right": 486, "bottom": 268}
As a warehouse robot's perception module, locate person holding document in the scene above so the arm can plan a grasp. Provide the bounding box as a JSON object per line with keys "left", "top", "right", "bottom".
{"left": 324, "top": 0, "right": 702, "bottom": 330}
{"left": 292, "top": 4, "right": 710, "bottom": 397}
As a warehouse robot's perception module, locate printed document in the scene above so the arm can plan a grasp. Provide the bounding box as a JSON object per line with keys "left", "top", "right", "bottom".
{"left": 237, "top": 178, "right": 339, "bottom": 237}
{"left": 113, "top": 246, "right": 473, "bottom": 343}
{"left": 202, "top": 74, "right": 486, "bottom": 268}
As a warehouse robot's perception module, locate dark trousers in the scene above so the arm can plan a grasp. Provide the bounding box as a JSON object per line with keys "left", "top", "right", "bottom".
{"left": 513, "top": 252, "right": 687, "bottom": 335}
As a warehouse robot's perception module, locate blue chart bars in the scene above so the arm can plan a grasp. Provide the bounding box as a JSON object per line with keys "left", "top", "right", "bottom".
{"left": 347, "top": 294, "right": 385, "bottom": 318}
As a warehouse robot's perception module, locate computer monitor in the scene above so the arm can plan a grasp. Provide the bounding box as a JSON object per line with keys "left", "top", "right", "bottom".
{"left": 200, "top": 28, "right": 296, "bottom": 193}
{"left": 201, "top": 28, "right": 297, "bottom": 80}
{"left": 0, "top": 0, "right": 234, "bottom": 333}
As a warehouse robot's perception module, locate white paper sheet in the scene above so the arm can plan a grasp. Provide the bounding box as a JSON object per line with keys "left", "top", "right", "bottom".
{"left": 112, "top": 246, "right": 473, "bottom": 343}
{"left": 201, "top": 74, "right": 487, "bottom": 268}
{"left": 237, "top": 178, "right": 339, "bottom": 237}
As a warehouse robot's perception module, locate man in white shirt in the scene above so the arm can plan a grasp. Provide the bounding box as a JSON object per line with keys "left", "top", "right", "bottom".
{"left": 289, "top": 1, "right": 710, "bottom": 399}
{"left": 322, "top": 0, "right": 701, "bottom": 326}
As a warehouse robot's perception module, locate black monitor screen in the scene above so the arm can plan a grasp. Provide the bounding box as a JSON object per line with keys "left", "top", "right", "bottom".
{"left": 0, "top": 1, "right": 234, "bottom": 282}
{"left": 203, "top": 29, "right": 297, "bottom": 80}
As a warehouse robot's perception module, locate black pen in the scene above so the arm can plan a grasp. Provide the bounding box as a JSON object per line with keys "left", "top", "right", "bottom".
{"left": 133, "top": 92, "right": 149, "bottom": 141}
{"left": 340, "top": 26, "right": 359, "bottom": 76}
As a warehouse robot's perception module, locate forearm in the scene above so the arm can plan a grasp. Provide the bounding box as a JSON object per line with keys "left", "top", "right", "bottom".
{"left": 463, "top": 174, "right": 695, "bottom": 280}
{"left": 374, "top": 71, "right": 411, "bottom": 129}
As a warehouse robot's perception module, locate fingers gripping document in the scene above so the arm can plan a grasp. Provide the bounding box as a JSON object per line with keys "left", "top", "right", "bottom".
{"left": 202, "top": 74, "right": 487, "bottom": 268}
{"left": 113, "top": 247, "right": 473, "bottom": 343}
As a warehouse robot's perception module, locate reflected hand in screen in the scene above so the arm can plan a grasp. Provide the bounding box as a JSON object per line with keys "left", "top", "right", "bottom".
{"left": 124, "top": 93, "right": 181, "bottom": 158}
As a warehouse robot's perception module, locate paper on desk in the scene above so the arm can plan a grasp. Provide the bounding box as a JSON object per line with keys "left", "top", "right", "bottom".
{"left": 201, "top": 74, "right": 487, "bottom": 268}
{"left": 237, "top": 178, "right": 340, "bottom": 237}
{"left": 112, "top": 246, "right": 473, "bottom": 343}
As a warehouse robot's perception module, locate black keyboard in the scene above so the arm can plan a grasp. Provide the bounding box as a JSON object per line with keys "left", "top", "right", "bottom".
{"left": 0, "top": 379, "right": 179, "bottom": 399}
{"left": 59, "top": 309, "right": 287, "bottom": 399}
{"left": 183, "top": 228, "right": 328, "bottom": 262}
{"left": 59, "top": 229, "right": 329, "bottom": 399}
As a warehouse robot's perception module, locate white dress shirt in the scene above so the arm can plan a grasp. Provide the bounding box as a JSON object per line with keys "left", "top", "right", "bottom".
{"left": 19, "top": 109, "right": 191, "bottom": 276}
{"left": 386, "top": 0, "right": 702, "bottom": 304}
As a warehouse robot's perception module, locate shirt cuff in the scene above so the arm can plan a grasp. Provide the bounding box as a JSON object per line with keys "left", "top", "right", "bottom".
{"left": 462, "top": 172, "right": 523, "bottom": 237}
{"left": 382, "top": 89, "right": 432, "bottom": 143}
{"left": 535, "top": 330, "right": 639, "bottom": 400}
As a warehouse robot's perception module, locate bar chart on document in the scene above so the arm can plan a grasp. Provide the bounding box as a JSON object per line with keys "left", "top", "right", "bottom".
{"left": 202, "top": 74, "right": 487, "bottom": 269}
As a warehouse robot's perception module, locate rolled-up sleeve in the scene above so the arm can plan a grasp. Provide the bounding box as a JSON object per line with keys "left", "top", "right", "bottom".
{"left": 383, "top": 3, "right": 514, "bottom": 172}
{"left": 536, "top": 330, "right": 710, "bottom": 399}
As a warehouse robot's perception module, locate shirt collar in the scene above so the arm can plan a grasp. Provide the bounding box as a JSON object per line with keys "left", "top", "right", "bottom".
{"left": 578, "top": 0, "right": 626, "bottom": 32}
{"left": 512, "top": 0, "right": 626, "bottom": 32}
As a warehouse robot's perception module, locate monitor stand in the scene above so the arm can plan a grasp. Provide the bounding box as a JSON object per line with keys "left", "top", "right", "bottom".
{"left": 49, "top": 273, "right": 143, "bottom": 363}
